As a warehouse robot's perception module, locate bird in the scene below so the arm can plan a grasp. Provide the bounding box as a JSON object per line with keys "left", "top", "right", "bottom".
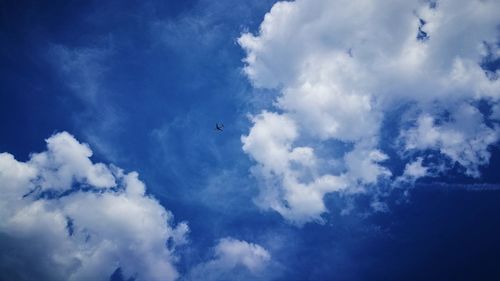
{"left": 215, "top": 122, "right": 224, "bottom": 132}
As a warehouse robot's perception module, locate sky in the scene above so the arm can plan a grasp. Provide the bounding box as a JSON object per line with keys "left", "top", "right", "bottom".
{"left": 0, "top": 0, "right": 500, "bottom": 280}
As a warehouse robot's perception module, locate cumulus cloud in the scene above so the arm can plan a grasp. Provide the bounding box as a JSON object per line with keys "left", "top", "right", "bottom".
{"left": 0, "top": 132, "right": 188, "bottom": 281}
{"left": 401, "top": 104, "right": 499, "bottom": 177}
{"left": 239, "top": 0, "right": 500, "bottom": 224}
{"left": 242, "top": 111, "right": 348, "bottom": 224}
{"left": 185, "top": 237, "right": 272, "bottom": 281}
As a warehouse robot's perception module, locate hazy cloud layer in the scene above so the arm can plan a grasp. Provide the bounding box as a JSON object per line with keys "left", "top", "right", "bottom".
{"left": 239, "top": 0, "right": 500, "bottom": 224}
{"left": 0, "top": 132, "right": 188, "bottom": 281}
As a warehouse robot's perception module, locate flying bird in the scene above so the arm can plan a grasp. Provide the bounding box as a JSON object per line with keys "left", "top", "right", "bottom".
{"left": 215, "top": 122, "right": 224, "bottom": 132}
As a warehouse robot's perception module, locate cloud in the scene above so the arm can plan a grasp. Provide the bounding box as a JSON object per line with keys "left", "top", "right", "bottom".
{"left": 0, "top": 132, "right": 188, "bottom": 281}
{"left": 184, "top": 237, "right": 272, "bottom": 281}
{"left": 239, "top": 0, "right": 500, "bottom": 224}
{"left": 400, "top": 157, "right": 428, "bottom": 182}
{"left": 242, "top": 111, "right": 348, "bottom": 225}
{"left": 50, "top": 45, "right": 111, "bottom": 103}
{"left": 400, "top": 104, "right": 499, "bottom": 177}
{"left": 49, "top": 44, "right": 126, "bottom": 163}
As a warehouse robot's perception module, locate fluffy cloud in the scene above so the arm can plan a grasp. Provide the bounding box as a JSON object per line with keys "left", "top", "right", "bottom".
{"left": 242, "top": 111, "right": 348, "bottom": 224}
{"left": 401, "top": 104, "right": 498, "bottom": 177}
{"left": 239, "top": 0, "right": 500, "bottom": 224}
{"left": 0, "top": 132, "right": 188, "bottom": 281}
{"left": 185, "top": 237, "right": 271, "bottom": 281}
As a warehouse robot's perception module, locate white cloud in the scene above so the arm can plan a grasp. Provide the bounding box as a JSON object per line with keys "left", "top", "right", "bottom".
{"left": 344, "top": 142, "right": 391, "bottom": 185}
{"left": 402, "top": 158, "right": 428, "bottom": 180}
{"left": 239, "top": 0, "right": 500, "bottom": 224}
{"left": 28, "top": 132, "right": 116, "bottom": 191}
{"left": 401, "top": 104, "right": 498, "bottom": 177}
{"left": 214, "top": 238, "right": 271, "bottom": 272}
{"left": 185, "top": 237, "right": 271, "bottom": 281}
{"left": 0, "top": 132, "right": 188, "bottom": 281}
{"left": 242, "top": 111, "right": 348, "bottom": 225}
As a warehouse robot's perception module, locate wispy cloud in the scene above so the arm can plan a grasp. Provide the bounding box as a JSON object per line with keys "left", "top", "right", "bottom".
{"left": 50, "top": 44, "right": 112, "bottom": 103}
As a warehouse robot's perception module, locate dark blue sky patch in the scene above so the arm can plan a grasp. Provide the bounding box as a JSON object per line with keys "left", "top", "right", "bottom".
{"left": 66, "top": 217, "right": 75, "bottom": 236}
{"left": 428, "top": 0, "right": 438, "bottom": 9}
{"left": 417, "top": 18, "right": 430, "bottom": 41}
{"left": 480, "top": 41, "right": 500, "bottom": 71}
{"left": 270, "top": 188, "right": 500, "bottom": 281}
{"left": 110, "top": 267, "right": 135, "bottom": 281}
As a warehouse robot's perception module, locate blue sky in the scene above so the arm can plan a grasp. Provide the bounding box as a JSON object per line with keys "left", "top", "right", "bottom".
{"left": 1, "top": 0, "right": 500, "bottom": 280}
